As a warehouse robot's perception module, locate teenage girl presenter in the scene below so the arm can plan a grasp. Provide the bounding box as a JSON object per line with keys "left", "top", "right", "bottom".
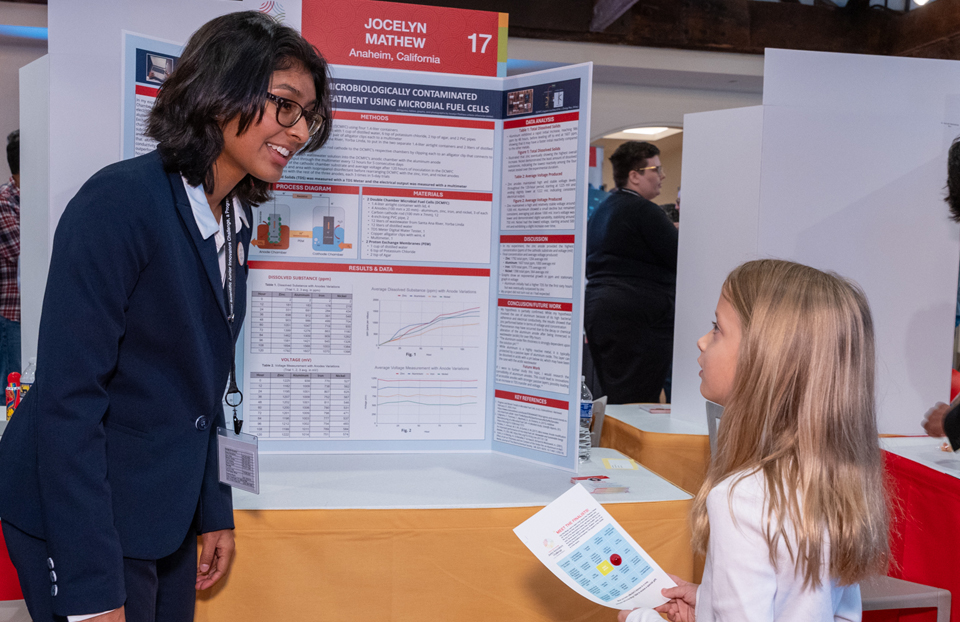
{"left": 621, "top": 259, "right": 890, "bottom": 622}
{"left": 0, "top": 11, "right": 331, "bottom": 622}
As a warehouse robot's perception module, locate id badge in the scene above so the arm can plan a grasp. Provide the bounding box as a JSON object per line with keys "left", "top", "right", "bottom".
{"left": 217, "top": 427, "right": 260, "bottom": 494}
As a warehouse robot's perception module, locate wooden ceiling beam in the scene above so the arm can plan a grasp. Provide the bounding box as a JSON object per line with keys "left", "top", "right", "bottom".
{"left": 12, "top": 0, "right": 960, "bottom": 61}
{"left": 892, "top": 0, "right": 960, "bottom": 57}
{"left": 748, "top": 1, "right": 894, "bottom": 55}
{"left": 385, "top": 0, "right": 591, "bottom": 33}
{"left": 590, "top": 0, "right": 641, "bottom": 32}
{"left": 511, "top": 0, "right": 895, "bottom": 56}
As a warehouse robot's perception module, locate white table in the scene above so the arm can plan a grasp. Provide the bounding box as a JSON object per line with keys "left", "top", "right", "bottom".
{"left": 881, "top": 435, "right": 960, "bottom": 479}
{"left": 234, "top": 447, "right": 691, "bottom": 510}
{"left": 604, "top": 404, "right": 708, "bottom": 435}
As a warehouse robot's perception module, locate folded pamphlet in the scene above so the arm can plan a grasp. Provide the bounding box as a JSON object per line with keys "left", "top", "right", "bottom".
{"left": 514, "top": 484, "right": 675, "bottom": 610}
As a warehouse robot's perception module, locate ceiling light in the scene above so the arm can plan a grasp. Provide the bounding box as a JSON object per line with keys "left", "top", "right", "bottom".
{"left": 914, "top": 0, "right": 929, "bottom": 4}
{"left": 623, "top": 127, "right": 669, "bottom": 135}
{"left": 602, "top": 127, "right": 682, "bottom": 142}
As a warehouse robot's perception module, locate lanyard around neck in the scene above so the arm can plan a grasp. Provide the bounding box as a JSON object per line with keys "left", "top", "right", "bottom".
{"left": 222, "top": 198, "right": 244, "bottom": 433}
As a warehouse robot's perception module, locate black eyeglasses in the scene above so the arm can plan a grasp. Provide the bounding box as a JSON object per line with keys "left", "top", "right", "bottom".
{"left": 265, "top": 93, "right": 326, "bottom": 136}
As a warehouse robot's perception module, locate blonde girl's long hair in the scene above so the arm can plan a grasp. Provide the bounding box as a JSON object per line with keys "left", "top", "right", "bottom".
{"left": 690, "top": 259, "right": 890, "bottom": 587}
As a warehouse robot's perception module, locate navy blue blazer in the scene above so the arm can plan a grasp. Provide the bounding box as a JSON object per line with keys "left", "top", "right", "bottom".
{"left": 0, "top": 150, "right": 251, "bottom": 615}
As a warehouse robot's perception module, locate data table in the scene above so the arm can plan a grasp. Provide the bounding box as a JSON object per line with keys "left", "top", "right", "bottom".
{"left": 245, "top": 372, "right": 352, "bottom": 439}
{"left": 249, "top": 291, "right": 353, "bottom": 355}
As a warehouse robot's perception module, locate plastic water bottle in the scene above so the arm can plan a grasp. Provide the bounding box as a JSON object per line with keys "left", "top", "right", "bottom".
{"left": 579, "top": 376, "right": 593, "bottom": 463}
{"left": 20, "top": 357, "right": 35, "bottom": 399}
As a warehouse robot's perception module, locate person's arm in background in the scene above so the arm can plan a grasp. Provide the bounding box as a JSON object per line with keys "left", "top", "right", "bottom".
{"left": 922, "top": 393, "right": 960, "bottom": 449}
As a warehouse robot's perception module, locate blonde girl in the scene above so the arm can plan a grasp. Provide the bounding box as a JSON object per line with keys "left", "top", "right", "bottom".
{"left": 621, "top": 259, "right": 890, "bottom": 622}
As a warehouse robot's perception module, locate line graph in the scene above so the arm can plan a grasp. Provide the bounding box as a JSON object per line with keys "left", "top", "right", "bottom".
{"left": 375, "top": 378, "right": 480, "bottom": 425}
{"left": 377, "top": 300, "right": 482, "bottom": 348}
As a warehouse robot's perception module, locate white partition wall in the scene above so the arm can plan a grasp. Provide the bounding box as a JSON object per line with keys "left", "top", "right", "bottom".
{"left": 671, "top": 106, "right": 763, "bottom": 430}
{"left": 672, "top": 49, "right": 960, "bottom": 434}
{"left": 19, "top": 56, "right": 49, "bottom": 364}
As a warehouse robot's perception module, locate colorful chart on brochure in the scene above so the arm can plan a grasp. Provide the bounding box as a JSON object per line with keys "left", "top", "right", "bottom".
{"left": 557, "top": 524, "right": 652, "bottom": 602}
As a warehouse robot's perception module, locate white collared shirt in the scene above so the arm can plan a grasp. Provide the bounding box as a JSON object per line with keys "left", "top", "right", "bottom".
{"left": 181, "top": 176, "right": 249, "bottom": 284}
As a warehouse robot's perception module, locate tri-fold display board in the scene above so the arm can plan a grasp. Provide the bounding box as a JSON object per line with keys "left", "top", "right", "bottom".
{"left": 121, "top": 0, "right": 593, "bottom": 469}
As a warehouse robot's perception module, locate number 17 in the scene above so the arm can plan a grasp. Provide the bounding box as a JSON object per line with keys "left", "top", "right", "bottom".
{"left": 468, "top": 33, "right": 493, "bottom": 53}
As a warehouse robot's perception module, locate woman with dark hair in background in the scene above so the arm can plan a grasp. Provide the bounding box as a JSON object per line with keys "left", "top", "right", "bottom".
{"left": 0, "top": 12, "right": 331, "bottom": 622}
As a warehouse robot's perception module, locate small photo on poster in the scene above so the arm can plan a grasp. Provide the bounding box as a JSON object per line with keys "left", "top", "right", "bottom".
{"left": 542, "top": 84, "right": 565, "bottom": 110}
{"left": 507, "top": 88, "right": 534, "bottom": 116}
{"left": 146, "top": 53, "right": 174, "bottom": 84}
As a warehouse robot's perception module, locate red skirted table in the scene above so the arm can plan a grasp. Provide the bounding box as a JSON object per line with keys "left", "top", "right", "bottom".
{"left": 0, "top": 526, "right": 22, "bottom": 602}
{"left": 879, "top": 437, "right": 960, "bottom": 622}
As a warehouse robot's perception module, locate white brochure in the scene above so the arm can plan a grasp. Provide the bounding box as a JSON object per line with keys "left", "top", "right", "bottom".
{"left": 514, "top": 484, "right": 675, "bottom": 610}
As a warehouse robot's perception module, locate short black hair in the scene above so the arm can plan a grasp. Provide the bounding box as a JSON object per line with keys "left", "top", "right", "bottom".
{"left": 6, "top": 130, "right": 18, "bottom": 177}
{"left": 610, "top": 141, "right": 659, "bottom": 188}
{"left": 147, "top": 11, "right": 332, "bottom": 207}
{"left": 948, "top": 137, "right": 960, "bottom": 222}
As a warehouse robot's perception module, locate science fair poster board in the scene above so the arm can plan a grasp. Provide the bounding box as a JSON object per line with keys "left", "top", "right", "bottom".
{"left": 120, "top": 0, "right": 592, "bottom": 471}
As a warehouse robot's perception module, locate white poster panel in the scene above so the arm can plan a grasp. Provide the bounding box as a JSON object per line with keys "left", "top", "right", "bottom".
{"left": 673, "top": 50, "right": 960, "bottom": 434}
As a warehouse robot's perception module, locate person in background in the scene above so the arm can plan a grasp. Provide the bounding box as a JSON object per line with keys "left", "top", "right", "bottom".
{"left": 922, "top": 138, "right": 960, "bottom": 446}
{"left": 621, "top": 260, "right": 890, "bottom": 622}
{"left": 0, "top": 130, "right": 20, "bottom": 388}
{"left": 660, "top": 203, "right": 679, "bottom": 228}
{"left": 585, "top": 141, "right": 678, "bottom": 403}
{"left": 0, "top": 12, "right": 331, "bottom": 622}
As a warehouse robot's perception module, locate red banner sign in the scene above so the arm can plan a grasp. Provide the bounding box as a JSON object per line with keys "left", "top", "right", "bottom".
{"left": 302, "top": 0, "right": 507, "bottom": 76}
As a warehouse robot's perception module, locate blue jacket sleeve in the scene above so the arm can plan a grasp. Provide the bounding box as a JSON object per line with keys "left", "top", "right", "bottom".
{"left": 34, "top": 169, "right": 160, "bottom": 615}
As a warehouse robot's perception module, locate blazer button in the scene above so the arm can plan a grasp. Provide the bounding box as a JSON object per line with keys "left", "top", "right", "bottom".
{"left": 51, "top": 585, "right": 57, "bottom": 597}
{"left": 195, "top": 416, "right": 209, "bottom": 431}
{"left": 50, "top": 570, "right": 56, "bottom": 583}
{"left": 47, "top": 557, "right": 54, "bottom": 569}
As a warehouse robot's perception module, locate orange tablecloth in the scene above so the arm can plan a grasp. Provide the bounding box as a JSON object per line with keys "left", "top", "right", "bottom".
{"left": 196, "top": 500, "right": 694, "bottom": 622}
{"left": 599, "top": 416, "right": 710, "bottom": 495}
